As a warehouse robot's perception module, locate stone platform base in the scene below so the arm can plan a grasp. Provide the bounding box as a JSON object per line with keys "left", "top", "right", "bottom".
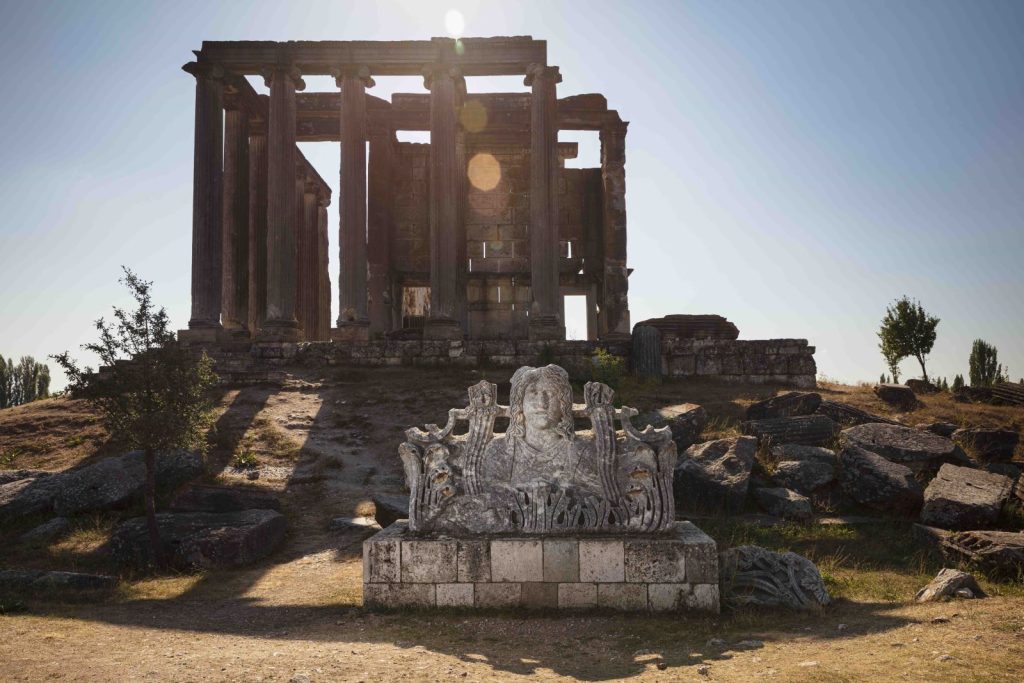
{"left": 363, "top": 521, "right": 720, "bottom": 612}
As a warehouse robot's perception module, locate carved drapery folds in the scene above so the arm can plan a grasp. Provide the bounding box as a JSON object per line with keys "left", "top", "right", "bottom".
{"left": 399, "top": 365, "right": 676, "bottom": 535}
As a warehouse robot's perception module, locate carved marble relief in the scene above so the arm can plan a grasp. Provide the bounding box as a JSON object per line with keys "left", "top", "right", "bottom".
{"left": 399, "top": 364, "right": 677, "bottom": 534}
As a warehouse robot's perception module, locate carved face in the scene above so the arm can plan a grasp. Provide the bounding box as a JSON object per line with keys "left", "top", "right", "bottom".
{"left": 523, "top": 376, "right": 563, "bottom": 432}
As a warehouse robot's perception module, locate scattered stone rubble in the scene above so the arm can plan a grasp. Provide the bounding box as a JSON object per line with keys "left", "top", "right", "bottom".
{"left": 915, "top": 568, "right": 986, "bottom": 603}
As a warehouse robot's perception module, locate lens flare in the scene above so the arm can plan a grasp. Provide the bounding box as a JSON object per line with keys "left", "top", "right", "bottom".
{"left": 459, "top": 100, "right": 488, "bottom": 133}
{"left": 445, "top": 10, "right": 465, "bottom": 38}
{"left": 467, "top": 153, "right": 501, "bottom": 191}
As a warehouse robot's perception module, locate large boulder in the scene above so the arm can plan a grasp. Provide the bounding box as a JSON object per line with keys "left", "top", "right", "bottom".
{"left": 769, "top": 445, "right": 837, "bottom": 495}
{"left": 109, "top": 509, "right": 286, "bottom": 570}
{"left": 840, "top": 423, "right": 970, "bottom": 475}
{"left": 753, "top": 487, "right": 813, "bottom": 523}
{"left": 19, "top": 517, "right": 71, "bottom": 544}
{"left": 0, "top": 469, "right": 52, "bottom": 486}
{"left": 170, "top": 484, "right": 281, "bottom": 513}
{"left": 745, "top": 392, "right": 822, "bottom": 421}
{"left": 0, "top": 475, "right": 62, "bottom": 524}
{"left": 740, "top": 415, "right": 840, "bottom": 447}
{"left": 874, "top": 383, "right": 917, "bottom": 410}
{"left": 0, "top": 569, "right": 116, "bottom": 596}
{"left": 905, "top": 379, "right": 938, "bottom": 395}
{"left": 915, "top": 568, "right": 986, "bottom": 603}
{"left": 920, "top": 464, "right": 1013, "bottom": 530}
{"left": 719, "top": 545, "right": 831, "bottom": 610}
{"left": 838, "top": 444, "right": 924, "bottom": 515}
{"left": 641, "top": 403, "right": 707, "bottom": 451}
{"left": 675, "top": 436, "right": 757, "bottom": 514}
{"left": 951, "top": 428, "right": 1019, "bottom": 463}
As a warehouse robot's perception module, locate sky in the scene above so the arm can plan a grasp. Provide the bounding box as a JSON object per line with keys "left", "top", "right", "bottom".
{"left": 0, "top": 0, "right": 1021, "bottom": 389}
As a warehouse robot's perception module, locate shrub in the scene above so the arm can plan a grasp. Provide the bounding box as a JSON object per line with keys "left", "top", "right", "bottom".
{"left": 590, "top": 348, "right": 626, "bottom": 390}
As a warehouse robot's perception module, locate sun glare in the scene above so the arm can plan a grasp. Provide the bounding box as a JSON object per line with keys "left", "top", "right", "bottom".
{"left": 445, "top": 9, "right": 465, "bottom": 38}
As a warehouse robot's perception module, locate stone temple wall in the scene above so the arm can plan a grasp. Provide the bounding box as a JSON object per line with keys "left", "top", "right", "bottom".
{"left": 662, "top": 338, "right": 816, "bottom": 388}
{"left": 363, "top": 521, "right": 720, "bottom": 612}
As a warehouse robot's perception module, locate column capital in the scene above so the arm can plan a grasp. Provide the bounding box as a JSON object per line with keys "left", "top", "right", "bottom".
{"left": 330, "top": 65, "right": 375, "bottom": 89}
{"left": 260, "top": 65, "right": 305, "bottom": 92}
{"left": 421, "top": 63, "right": 464, "bottom": 91}
{"left": 524, "top": 64, "right": 562, "bottom": 87}
{"left": 182, "top": 61, "right": 224, "bottom": 81}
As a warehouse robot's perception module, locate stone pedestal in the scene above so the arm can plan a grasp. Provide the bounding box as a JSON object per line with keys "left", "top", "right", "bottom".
{"left": 333, "top": 321, "right": 371, "bottom": 342}
{"left": 363, "top": 521, "right": 720, "bottom": 612}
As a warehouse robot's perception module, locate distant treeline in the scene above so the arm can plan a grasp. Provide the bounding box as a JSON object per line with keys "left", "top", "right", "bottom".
{"left": 0, "top": 354, "right": 51, "bottom": 408}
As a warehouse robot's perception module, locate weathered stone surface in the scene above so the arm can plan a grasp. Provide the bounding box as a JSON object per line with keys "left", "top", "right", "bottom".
{"left": 624, "top": 539, "right": 687, "bottom": 583}
{"left": 109, "top": 509, "right": 286, "bottom": 570}
{"left": 874, "top": 383, "right": 917, "bottom": 410}
{"left": 579, "top": 540, "right": 624, "bottom": 582}
{"left": 402, "top": 540, "right": 458, "bottom": 583}
{"left": 330, "top": 516, "right": 382, "bottom": 532}
{"left": 919, "top": 422, "right": 958, "bottom": 438}
{"left": 840, "top": 423, "right": 970, "bottom": 474}
{"left": 435, "top": 583, "right": 474, "bottom": 607}
{"left": 598, "top": 583, "right": 648, "bottom": 610}
{"left": 720, "top": 545, "right": 830, "bottom": 610}
{"left": 19, "top": 516, "right": 71, "bottom": 544}
{"left": 745, "top": 392, "right": 822, "bottom": 421}
{"left": 457, "top": 540, "right": 491, "bottom": 582}
{"left": 364, "top": 583, "right": 435, "bottom": 609}
{"left": 675, "top": 436, "right": 757, "bottom": 514}
{"left": 399, "top": 365, "right": 677, "bottom": 534}
{"left": 558, "top": 582, "right": 597, "bottom": 608}
{"left": 370, "top": 494, "right": 409, "bottom": 528}
{"left": 769, "top": 445, "right": 837, "bottom": 495}
{"left": 816, "top": 400, "right": 901, "bottom": 427}
{"left": 0, "top": 469, "right": 51, "bottom": 486}
{"left": 170, "top": 484, "right": 280, "bottom": 513}
{"left": 0, "top": 569, "right": 116, "bottom": 595}
{"left": 542, "top": 539, "right": 579, "bottom": 582}
{"left": 951, "top": 428, "right": 1019, "bottom": 463}
{"left": 363, "top": 522, "right": 403, "bottom": 583}
{"left": 920, "top": 464, "right": 1013, "bottom": 530}
{"left": 521, "top": 581, "right": 558, "bottom": 608}
{"left": 647, "top": 583, "right": 692, "bottom": 611}
{"left": 475, "top": 582, "right": 522, "bottom": 607}
{"left": 642, "top": 403, "right": 707, "bottom": 451}
{"left": 939, "top": 530, "right": 1024, "bottom": 579}
{"left": 838, "top": 444, "right": 923, "bottom": 515}
{"left": 740, "top": 415, "right": 840, "bottom": 447}
{"left": 491, "top": 540, "right": 543, "bottom": 582}
{"left": 753, "top": 487, "right": 813, "bottom": 523}
{"left": 915, "top": 568, "right": 986, "bottom": 602}
{"left": 635, "top": 314, "right": 739, "bottom": 341}
{"left": 0, "top": 475, "right": 62, "bottom": 523}
{"left": 905, "top": 379, "right": 938, "bottom": 395}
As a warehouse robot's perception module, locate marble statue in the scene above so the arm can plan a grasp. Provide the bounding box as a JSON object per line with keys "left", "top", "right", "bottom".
{"left": 399, "top": 364, "right": 677, "bottom": 534}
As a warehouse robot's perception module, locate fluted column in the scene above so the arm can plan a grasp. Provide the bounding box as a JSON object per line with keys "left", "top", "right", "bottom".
{"left": 367, "top": 126, "right": 394, "bottom": 337}
{"left": 526, "top": 64, "right": 564, "bottom": 341}
{"left": 316, "top": 193, "right": 331, "bottom": 340}
{"left": 600, "top": 120, "right": 631, "bottom": 339}
{"left": 258, "top": 65, "right": 304, "bottom": 341}
{"left": 423, "top": 64, "right": 465, "bottom": 340}
{"left": 221, "top": 106, "right": 250, "bottom": 335}
{"left": 181, "top": 62, "right": 224, "bottom": 340}
{"left": 302, "top": 180, "right": 318, "bottom": 340}
{"left": 247, "top": 127, "right": 268, "bottom": 336}
{"left": 294, "top": 173, "right": 308, "bottom": 338}
{"left": 333, "top": 66, "right": 374, "bottom": 340}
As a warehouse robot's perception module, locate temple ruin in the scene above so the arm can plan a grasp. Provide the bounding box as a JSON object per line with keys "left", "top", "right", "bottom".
{"left": 180, "top": 36, "right": 629, "bottom": 345}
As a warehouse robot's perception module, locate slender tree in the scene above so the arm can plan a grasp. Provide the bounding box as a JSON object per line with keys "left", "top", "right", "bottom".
{"left": 0, "top": 355, "right": 9, "bottom": 408}
{"left": 969, "top": 339, "right": 1004, "bottom": 387}
{"left": 53, "top": 268, "right": 216, "bottom": 568}
{"left": 878, "top": 296, "right": 939, "bottom": 384}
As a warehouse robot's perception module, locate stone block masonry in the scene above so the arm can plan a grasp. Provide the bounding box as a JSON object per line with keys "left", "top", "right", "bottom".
{"left": 363, "top": 521, "right": 720, "bottom": 613}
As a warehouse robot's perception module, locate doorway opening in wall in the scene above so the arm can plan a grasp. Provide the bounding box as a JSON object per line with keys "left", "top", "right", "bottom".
{"left": 402, "top": 286, "right": 430, "bottom": 330}
{"left": 564, "top": 295, "right": 588, "bottom": 340}
{"left": 558, "top": 130, "right": 600, "bottom": 169}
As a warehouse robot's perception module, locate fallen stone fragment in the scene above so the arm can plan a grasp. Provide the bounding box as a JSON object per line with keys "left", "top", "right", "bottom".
{"left": 0, "top": 469, "right": 52, "bottom": 486}
{"left": 816, "top": 401, "right": 901, "bottom": 427}
{"left": 838, "top": 444, "right": 923, "bottom": 515}
{"left": 840, "top": 423, "right": 971, "bottom": 475}
{"left": 0, "top": 569, "right": 116, "bottom": 595}
{"left": 675, "top": 436, "right": 757, "bottom": 514}
{"left": 920, "top": 464, "right": 1013, "bottom": 530}
{"left": 18, "top": 517, "right": 71, "bottom": 544}
{"left": 951, "top": 428, "right": 1019, "bottom": 463}
{"left": 720, "top": 545, "right": 831, "bottom": 610}
{"left": 170, "top": 484, "right": 281, "bottom": 513}
{"left": 740, "top": 415, "right": 840, "bottom": 447}
{"left": 769, "top": 445, "right": 837, "bottom": 495}
{"left": 642, "top": 403, "right": 707, "bottom": 451}
{"left": 905, "top": 379, "right": 938, "bottom": 395}
{"left": 370, "top": 494, "right": 409, "bottom": 528}
{"left": 915, "top": 568, "right": 987, "bottom": 602}
{"left": 918, "top": 422, "right": 958, "bottom": 438}
{"left": 745, "top": 392, "right": 822, "bottom": 421}
{"left": 874, "top": 384, "right": 917, "bottom": 410}
{"left": 939, "top": 530, "right": 1024, "bottom": 579}
{"left": 753, "top": 487, "right": 813, "bottom": 523}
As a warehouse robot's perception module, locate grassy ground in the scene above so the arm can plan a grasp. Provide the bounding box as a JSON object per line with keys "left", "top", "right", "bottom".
{"left": 1, "top": 369, "right": 1023, "bottom": 681}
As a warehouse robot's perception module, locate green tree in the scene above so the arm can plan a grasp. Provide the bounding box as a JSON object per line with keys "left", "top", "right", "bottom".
{"left": 0, "top": 355, "right": 49, "bottom": 408}
{"left": 877, "top": 296, "right": 940, "bottom": 384}
{"left": 53, "top": 268, "right": 217, "bottom": 568}
{"left": 0, "top": 355, "right": 9, "bottom": 408}
{"left": 968, "top": 339, "right": 1006, "bottom": 387}
{"left": 952, "top": 374, "right": 965, "bottom": 391}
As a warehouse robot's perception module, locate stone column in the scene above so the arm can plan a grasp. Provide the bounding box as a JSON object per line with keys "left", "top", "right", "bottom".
{"left": 423, "top": 64, "right": 465, "bottom": 340}
{"left": 221, "top": 106, "right": 250, "bottom": 336}
{"left": 294, "top": 173, "right": 308, "bottom": 338}
{"left": 367, "top": 125, "right": 394, "bottom": 337}
{"left": 333, "top": 66, "right": 374, "bottom": 341}
{"left": 258, "top": 65, "right": 304, "bottom": 342}
{"left": 181, "top": 62, "right": 224, "bottom": 341}
{"left": 526, "top": 64, "right": 564, "bottom": 341}
{"left": 316, "top": 192, "right": 331, "bottom": 340}
{"left": 247, "top": 127, "right": 268, "bottom": 336}
{"left": 302, "top": 180, "right": 319, "bottom": 340}
{"left": 600, "top": 121, "right": 631, "bottom": 339}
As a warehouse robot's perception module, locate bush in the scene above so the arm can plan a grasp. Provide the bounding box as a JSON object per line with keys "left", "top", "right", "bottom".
{"left": 590, "top": 348, "right": 626, "bottom": 390}
{"left": 969, "top": 339, "right": 1008, "bottom": 387}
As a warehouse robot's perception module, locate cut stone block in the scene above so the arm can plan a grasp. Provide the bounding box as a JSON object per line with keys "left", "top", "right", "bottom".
{"left": 648, "top": 583, "right": 692, "bottom": 611}
{"left": 457, "top": 540, "right": 491, "bottom": 582}
{"left": 365, "top": 583, "right": 435, "bottom": 609}
{"left": 490, "top": 540, "right": 543, "bottom": 582}
{"left": 543, "top": 539, "right": 579, "bottom": 582}
{"left": 624, "top": 539, "right": 686, "bottom": 583}
{"left": 436, "top": 583, "right": 474, "bottom": 607}
{"left": 363, "top": 522, "right": 404, "bottom": 583}
{"left": 687, "top": 584, "right": 721, "bottom": 613}
{"left": 522, "top": 582, "right": 559, "bottom": 609}
{"left": 598, "top": 583, "right": 648, "bottom": 610}
{"left": 579, "top": 540, "right": 625, "bottom": 582}
{"left": 475, "top": 582, "right": 522, "bottom": 607}
{"left": 401, "top": 540, "right": 458, "bottom": 583}
{"left": 921, "top": 464, "right": 1014, "bottom": 530}
{"left": 558, "top": 582, "right": 598, "bottom": 608}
